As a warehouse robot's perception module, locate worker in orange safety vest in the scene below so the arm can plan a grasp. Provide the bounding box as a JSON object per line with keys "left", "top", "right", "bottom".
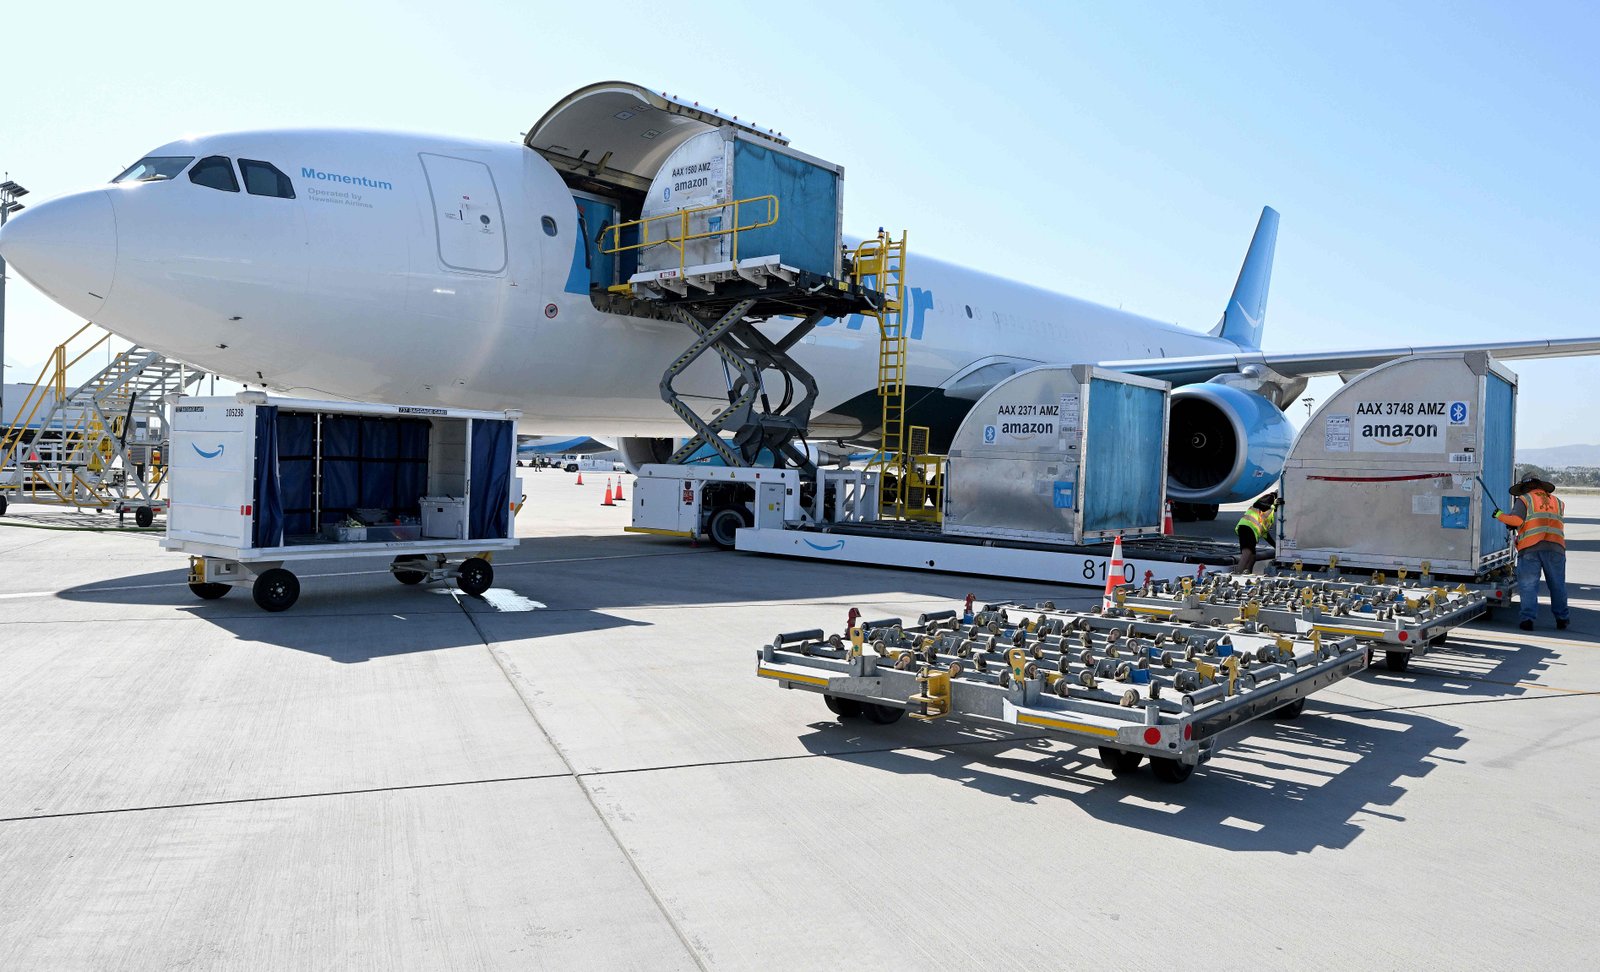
{"left": 1234, "top": 491, "right": 1279, "bottom": 574}
{"left": 1494, "top": 474, "right": 1569, "bottom": 632}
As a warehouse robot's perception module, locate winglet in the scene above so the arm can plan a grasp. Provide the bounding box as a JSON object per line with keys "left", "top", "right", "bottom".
{"left": 1210, "top": 206, "right": 1279, "bottom": 350}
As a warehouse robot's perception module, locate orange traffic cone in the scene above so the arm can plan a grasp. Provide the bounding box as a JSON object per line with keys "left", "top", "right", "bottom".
{"left": 1163, "top": 501, "right": 1174, "bottom": 535}
{"left": 1102, "top": 534, "right": 1128, "bottom": 611}
{"left": 601, "top": 479, "right": 615, "bottom": 506}
{"left": 613, "top": 476, "right": 625, "bottom": 502}
{"left": 575, "top": 470, "right": 584, "bottom": 485}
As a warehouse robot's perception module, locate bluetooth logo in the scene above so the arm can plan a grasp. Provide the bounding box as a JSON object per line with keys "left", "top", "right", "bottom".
{"left": 1449, "top": 401, "right": 1468, "bottom": 424}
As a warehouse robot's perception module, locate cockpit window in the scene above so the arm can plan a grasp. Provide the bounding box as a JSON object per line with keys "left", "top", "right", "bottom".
{"left": 112, "top": 156, "right": 195, "bottom": 183}
{"left": 188, "top": 156, "right": 240, "bottom": 192}
{"left": 239, "top": 160, "right": 295, "bottom": 199}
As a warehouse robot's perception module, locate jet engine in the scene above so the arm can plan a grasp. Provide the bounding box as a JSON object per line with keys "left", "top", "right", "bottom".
{"left": 1166, "top": 383, "right": 1293, "bottom": 515}
{"left": 618, "top": 437, "right": 676, "bottom": 472}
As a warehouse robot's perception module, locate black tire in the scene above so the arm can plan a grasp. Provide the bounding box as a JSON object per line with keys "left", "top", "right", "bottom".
{"left": 861, "top": 702, "right": 905, "bottom": 725}
{"left": 823, "top": 694, "right": 864, "bottom": 719}
{"left": 457, "top": 557, "right": 493, "bottom": 596}
{"left": 252, "top": 568, "right": 300, "bottom": 612}
{"left": 1196, "top": 504, "right": 1219, "bottom": 522}
{"left": 393, "top": 555, "right": 427, "bottom": 585}
{"left": 0, "top": 495, "right": 7, "bottom": 516}
{"left": 1385, "top": 650, "right": 1410, "bottom": 673}
{"left": 1429, "top": 633, "right": 1449, "bottom": 648}
{"left": 1149, "top": 757, "right": 1195, "bottom": 784}
{"left": 1276, "top": 696, "right": 1307, "bottom": 719}
{"left": 189, "top": 582, "right": 230, "bottom": 600}
{"left": 706, "top": 505, "right": 751, "bottom": 550}
{"left": 1099, "top": 747, "right": 1144, "bottom": 776}
{"left": 135, "top": 506, "right": 154, "bottom": 528}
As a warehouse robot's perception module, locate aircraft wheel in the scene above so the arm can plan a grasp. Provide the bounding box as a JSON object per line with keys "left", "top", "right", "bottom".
{"left": 252, "top": 568, "right": 300, "bottom": 612}
{"left": 456, "top": 557, "right": 494, "bottom": 596}
{"left": 1196, "top": 504, "right": 1219, "bottom": 522}
{"left": 189, "top": 582, "right": 230, "bottom": 600}
{"left": 135, "top": 506, "right": 155, "bottom": 528}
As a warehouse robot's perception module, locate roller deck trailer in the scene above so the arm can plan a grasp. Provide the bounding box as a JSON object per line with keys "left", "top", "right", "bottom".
{"left": 758, "top": 600, "right": 1369, "bottom": 783}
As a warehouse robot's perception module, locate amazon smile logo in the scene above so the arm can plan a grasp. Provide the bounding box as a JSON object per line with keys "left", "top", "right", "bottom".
{"left": 193, "top": 443, "right": 225, "bottom": 459}
{"left": 803, "top": 538, "right": 845, "bottom": 551}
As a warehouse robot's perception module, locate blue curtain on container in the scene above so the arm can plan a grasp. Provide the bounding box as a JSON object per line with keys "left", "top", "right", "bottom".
{"left": 729, "top": 141, "right": 839, "bottom": 279}
{"left": 277, "top": 411, "right": 317, "bottom": 537}
{"left": 469, "top": 419, "right": 512, "bottom": 540}
{"left": 1083, "top": 380, "right": 1165, "bottom": 534}
{"left": 320, "top": 414, "right": 362, "bottom": 529}
{"left": 1480, "top": 374, "right": 1515, "bottom": 557}
{"left": 251, "top": 405, "right": 283, "bottom": 548}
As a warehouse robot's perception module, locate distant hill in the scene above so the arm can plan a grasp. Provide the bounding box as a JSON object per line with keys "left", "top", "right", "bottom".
{"left": 1518, "top": 444, "right": 1600, "bottom": 468}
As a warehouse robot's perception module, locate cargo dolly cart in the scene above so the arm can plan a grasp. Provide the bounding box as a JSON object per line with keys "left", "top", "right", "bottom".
{"left": 1108, "top": 568, "right": 1490, "bottom": 672}
{"left": 162, "top": 394, "right": 521, "bottom": 612}
{"left": 758, "top": 599, "right": 1368, "bottom": 783}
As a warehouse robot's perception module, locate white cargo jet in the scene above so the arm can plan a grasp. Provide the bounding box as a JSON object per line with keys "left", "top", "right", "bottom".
{"left": 3, "top": 81, "right": 1596, "bottom": 516}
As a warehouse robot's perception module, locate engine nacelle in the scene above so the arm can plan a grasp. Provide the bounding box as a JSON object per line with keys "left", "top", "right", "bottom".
{"left": 1167, "top": 383, "right": 1293, "bottom": 505}
{"left": 617, "top": 436, "right": 675, "bottom": 472}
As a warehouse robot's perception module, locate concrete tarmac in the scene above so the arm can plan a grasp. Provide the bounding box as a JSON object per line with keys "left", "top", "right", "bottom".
{"left": 2, "top": 474, "right": 1596, "bottom": 970}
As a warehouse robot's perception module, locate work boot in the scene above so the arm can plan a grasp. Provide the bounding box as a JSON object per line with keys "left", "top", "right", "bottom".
{"left": 1557, "top": 618, "right": 1570, "bottom": 631}
{"left": 1519, "top": 619, "right": 1534, "bottom": 632}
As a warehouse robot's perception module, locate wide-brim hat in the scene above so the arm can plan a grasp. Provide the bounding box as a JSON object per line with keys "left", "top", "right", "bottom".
{"left": 1510, "top": 475, "right": 1555, "bottom": 495}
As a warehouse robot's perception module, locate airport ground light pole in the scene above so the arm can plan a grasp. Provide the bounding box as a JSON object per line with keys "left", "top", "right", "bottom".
{"left": 0, "top": 178, "right": 32, "bottom": 415}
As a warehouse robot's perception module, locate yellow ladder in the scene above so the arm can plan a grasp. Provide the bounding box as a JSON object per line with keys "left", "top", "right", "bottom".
{"left": 851, "top": 231, "right": 910, "bottom": 518}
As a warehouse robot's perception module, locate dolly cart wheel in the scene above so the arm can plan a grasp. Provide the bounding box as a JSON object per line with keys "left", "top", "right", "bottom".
{"left": 0, "top": 495, "right": 7, "bottom": 516}
{"left": 135, "top": 506, "right": 154, "bottom": 528}
{"left": 1275, "top": 697, "right": 1307, "bottom": 719}
{"left": 393, "top": 555, "right": 428, "bottom": 585}
{"left": 252, "top": 568, "right": 300, "bottom": 612}
{"left": 456, "top": 557, "right": 494, "bottom": 596}
{"left": 189, "top": 582, "right": 230, "bottom": 600}
{"left": 1099, "top": 747, "right": 1144, "bottom": 776}
{"left": 1385, "top": 650, "right": 1411, "bottom": 673}
{"left": 1149, "top": 757, "right": 1195, "bottom": 784}
{"left": 824, "top": 694, "right": 864, "bottom": 719}
{"left": 860, "top": 702, "right": 905, "bottom": 725}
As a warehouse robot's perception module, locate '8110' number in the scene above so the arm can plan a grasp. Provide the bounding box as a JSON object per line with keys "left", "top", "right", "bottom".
{"left": 1083, "top": 559, "right": 1135, "bottom": 582}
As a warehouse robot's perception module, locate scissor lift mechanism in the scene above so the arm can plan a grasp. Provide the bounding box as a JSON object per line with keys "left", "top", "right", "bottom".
{"left": 758, "top": 600, "right": 1371, "bottom": 784}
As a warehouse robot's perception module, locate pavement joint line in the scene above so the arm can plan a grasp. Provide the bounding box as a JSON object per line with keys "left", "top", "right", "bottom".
{"left": 450, "top": 590, "right": 712, "bottom": 972}
{"left": 1322, "top": 689, "right": 1600, "bottom": 716}
{"left": 0, "top": 770, "right": 575, "bottom": 825}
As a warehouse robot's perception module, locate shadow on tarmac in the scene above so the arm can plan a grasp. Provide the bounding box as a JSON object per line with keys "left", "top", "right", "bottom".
{"left": 796, "top": 704, "right": 1466, "bottom": 854}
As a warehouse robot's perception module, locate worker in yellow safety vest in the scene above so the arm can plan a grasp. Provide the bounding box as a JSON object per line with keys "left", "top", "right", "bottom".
{"left": 1234, "top": 492, "right": 1279, "bottom": 574}
{"left": 1494, "top": 474, "right": 1569, "bottom": 632}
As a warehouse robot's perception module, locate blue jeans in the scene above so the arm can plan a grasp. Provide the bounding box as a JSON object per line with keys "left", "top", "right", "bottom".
{"left": 1516, "top": 546, "right": 1569, "bottom": 623}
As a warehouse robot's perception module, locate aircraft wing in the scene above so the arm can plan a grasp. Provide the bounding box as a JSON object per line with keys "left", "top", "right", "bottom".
{"left": 1097, "top": 336, "right": 1600, "bottom": 386}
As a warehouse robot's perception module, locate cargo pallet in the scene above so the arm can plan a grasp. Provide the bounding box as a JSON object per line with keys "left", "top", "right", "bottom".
{"left": 758, "top": 600, "right": 1369, "bottom": 784}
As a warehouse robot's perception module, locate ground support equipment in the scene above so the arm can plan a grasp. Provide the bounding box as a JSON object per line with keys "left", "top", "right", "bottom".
{"left": 758, "top": 600, "right": 1368, "bottom": 784}
{"left": 1107, "top": 569, "right": 1490, "bottom": 672}
{"left": 186, "top": 549, "right": 506, "bottom": 612}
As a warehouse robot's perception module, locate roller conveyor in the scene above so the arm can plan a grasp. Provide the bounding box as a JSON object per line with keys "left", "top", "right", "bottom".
{"left": 757, "top": 600, "right": 1369, "bottom": 784}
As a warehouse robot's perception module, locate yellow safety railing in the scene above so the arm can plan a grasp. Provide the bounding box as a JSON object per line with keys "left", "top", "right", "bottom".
{"left": 0, "top": 322, "right": 112, "bottom": 475}
{"left": 851, "top": 230, "right": 915, "bottom": 518}
{"left": 600, "top": 194, "right": 779, "bottom": 287}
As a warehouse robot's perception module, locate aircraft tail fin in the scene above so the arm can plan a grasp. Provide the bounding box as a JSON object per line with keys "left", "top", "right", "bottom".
{"left": 1209, "top": 206, "right": 1279, "bottom": 350}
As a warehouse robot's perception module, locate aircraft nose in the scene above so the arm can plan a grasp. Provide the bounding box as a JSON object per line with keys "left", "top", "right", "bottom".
{"left": 0, "top": 189, "right": 117, "bottom": 317}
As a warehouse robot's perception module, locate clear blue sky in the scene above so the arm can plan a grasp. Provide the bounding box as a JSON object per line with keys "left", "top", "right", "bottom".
{"left": 3, "top": 0, "right": 1595, "bottom": 446}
